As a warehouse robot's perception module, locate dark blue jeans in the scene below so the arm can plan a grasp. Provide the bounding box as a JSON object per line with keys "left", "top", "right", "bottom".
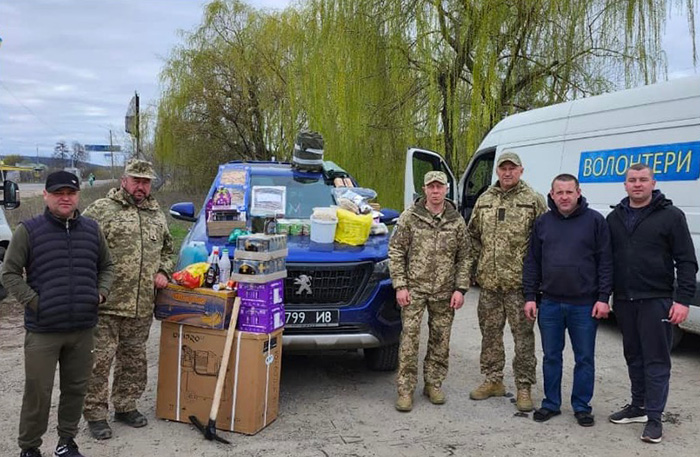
{"left": 613, "top": 298, "right": 673, "bottom": 421}
{"left": 538, "top": 299, "right": 598, "bottom": 413}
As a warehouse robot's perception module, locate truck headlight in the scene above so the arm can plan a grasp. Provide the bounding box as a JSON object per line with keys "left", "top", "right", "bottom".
{"left": 371, "top": 258, "right": 391, "bottom": 281}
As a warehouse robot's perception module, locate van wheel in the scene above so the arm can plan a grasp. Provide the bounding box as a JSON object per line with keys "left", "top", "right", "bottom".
{"left": 0, "top": 246, "right": 6, "bottom": 301}
{"left": 671, "top": 325, "right": 684, "bottom": 350}
{"left": 364, "top": 343, "right": 399, "bottom": 371}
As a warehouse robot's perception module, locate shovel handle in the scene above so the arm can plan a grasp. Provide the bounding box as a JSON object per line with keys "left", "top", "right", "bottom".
{"left": 209, "top": 296, "right": 241, "bottom": 421}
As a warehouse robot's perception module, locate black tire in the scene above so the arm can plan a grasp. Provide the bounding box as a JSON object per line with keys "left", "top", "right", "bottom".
{"left": 671, "top": 325, "right": 684, "bottom": 350}
{"left": 364, "top": 343, "right": 399, "bottom": 371}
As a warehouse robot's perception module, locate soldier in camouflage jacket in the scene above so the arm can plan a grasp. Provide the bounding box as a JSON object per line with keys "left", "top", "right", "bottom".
{"left": 466, "top": 151, "right": 546, "bottom": 412}
{"left": 82, "top": 159, "right": 174, "bottom": 439}
{"left": 389, "top": 171, "right": 470, "bottom": 412}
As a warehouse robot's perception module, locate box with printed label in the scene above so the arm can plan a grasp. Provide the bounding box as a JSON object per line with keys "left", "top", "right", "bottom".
{"left": 238, "top": 302, "right": 285, "bottom": 333}
{"left": 156, "top": 322, "right": 282, "bottom": 435}
{"left": 154, "top": 284, "right": 236, "bottom": 330}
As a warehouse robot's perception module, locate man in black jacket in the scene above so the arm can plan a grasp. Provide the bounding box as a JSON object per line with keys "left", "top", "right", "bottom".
{"left": 606, "top": 163, "right": 697, "bottom": 444}
{"left": 523, "top": 173, "right": 612, "bottom": 427}
{"left": 1, "top": 171, "right": 114, "bottom": 457}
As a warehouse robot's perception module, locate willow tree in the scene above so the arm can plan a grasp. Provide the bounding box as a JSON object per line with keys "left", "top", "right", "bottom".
{"left": 156, "top": 0, "right": 297, "bottom": 189}
{"left": 155, "top": 0, "right": 695, "bottom": 204}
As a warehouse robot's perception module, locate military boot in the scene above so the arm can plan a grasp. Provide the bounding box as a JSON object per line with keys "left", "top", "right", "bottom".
{"left": 395, "top": 394, "right": 413, "bottom": 412}
{"left": 516, "top": 387, "right": 534, "bottom": 412}
{"left": 469, "top": 380, "right": 506, "bottom": 400}
{"left": 423, "top": 385, "right": 446, "bottom": 405}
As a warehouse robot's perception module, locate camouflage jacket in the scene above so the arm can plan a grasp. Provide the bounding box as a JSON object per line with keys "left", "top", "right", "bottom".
{"left": 388, "top": 198, "right": 470, "bottom": 300}
{"left": 83, "top": 187, "right": 174, "bottom": 318}
{"left": 466, "top": 180, "right": 546, "bottom": 291}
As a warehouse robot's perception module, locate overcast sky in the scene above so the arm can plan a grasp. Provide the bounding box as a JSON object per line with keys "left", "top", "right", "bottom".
{"left": 0, "top": 1, "right": 697, "bottom": 166}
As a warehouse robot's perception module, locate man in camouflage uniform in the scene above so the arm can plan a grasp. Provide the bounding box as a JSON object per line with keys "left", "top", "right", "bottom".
{"left": 466, "top": 151, "right": 546, "bottom": 412}
{"left": 389, "top": 171, "right": 470, "bottom": 412}
{"left": 82, "top": 159, "right": 174, "bottom": 439}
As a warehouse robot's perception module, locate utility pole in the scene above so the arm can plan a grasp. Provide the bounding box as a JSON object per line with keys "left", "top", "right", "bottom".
{"left": 109, "top": 129, "right": 115, "bottom": 181}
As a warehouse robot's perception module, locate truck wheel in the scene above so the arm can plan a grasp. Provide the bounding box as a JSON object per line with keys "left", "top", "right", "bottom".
{"left": 364, "top": 343, "right": 399, "bottom": 371}
{"left": 671, "top": 325, "right": 684, "bottom": 350}
{"left": 0, "top": 246, "right": 6, "bottom": 301}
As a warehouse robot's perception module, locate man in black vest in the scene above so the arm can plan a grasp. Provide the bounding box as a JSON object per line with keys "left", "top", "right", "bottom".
{"left": 1, "top": 171, "right": 114, "bottom": 457}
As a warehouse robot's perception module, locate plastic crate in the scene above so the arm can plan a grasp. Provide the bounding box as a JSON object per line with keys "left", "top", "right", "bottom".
{"left": 238, "top": 279, "right": 284, "bottom": 305}
{"left": 237, "top": 302, "right": 284, "bottom": 333}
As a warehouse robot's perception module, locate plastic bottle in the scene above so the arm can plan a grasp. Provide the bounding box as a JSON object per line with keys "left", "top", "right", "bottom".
{"left": 192, "top": 241, "right": 209, "bottom": 264}
{"left": 219, "top": 248, "right": 231, "bottom": 286}
{"left": 204, "top": 247, "right": 220, "bottom": 288}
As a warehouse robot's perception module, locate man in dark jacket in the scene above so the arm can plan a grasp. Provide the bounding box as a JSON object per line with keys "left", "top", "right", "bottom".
{"left": 523, "top": 173, "right": 612, "bottom": 427}
{"left": 1, "top": 171, "right": 114, "bottom": 457}
{"left": 606, "top": 163, "right": 697, "bottom": 444}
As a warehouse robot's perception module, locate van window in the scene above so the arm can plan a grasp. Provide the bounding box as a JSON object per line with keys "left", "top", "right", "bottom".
{"left": 411, "top": 151, "right": 455, "bottom": 201}
{"left": 461, "top": 150, "right": 495, "bottom": 220}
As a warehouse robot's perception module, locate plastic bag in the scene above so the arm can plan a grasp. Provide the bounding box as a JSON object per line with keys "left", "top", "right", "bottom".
{"left": 172, "top": 262, "right": 209, "bottom": 289}
{"left": 335, "top": 208, "right": 373, "bottom": 245}
{"left": 332, "top": 188, "right": 376, "bottom": 214}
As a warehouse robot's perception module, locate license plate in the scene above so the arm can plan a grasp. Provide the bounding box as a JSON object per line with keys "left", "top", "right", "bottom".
{"left": 284, "top": 309, "right": 339, "bottom": 328}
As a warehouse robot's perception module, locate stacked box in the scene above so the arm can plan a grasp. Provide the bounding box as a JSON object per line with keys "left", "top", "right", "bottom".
{"left": 156, "top": 322, "right": 282, "bottom": 435}
{"left": 237, "top": 279, "right": 285, "bottom": 333}
{"left": 232, "top": 257, "right": 286, "bottom": 276}
{"left": 155, "top": 284, "right": 236, "bottom": 330}
{"left": 236, "top": 234, "right": 287, "bottom": 253}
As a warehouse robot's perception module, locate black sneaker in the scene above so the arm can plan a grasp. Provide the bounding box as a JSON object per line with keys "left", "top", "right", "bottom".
{"left": 20, "top": 448, "right": 42, "bottom": 457}
{"left": 641, "top": 419, "right": 663, "bottom": 443}
{"left": 609, "top": 404, "right": 648, "bottom": 424}
{"left": 54, "top": 438, "right": 84, "bottom": 457}
{"left": 114, "top": 410, "right": 148, "bottom": 428}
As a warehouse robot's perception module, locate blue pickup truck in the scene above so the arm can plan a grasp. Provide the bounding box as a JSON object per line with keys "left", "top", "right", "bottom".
{"left": 169, "top": 161, "right": 401, "bottom": 370}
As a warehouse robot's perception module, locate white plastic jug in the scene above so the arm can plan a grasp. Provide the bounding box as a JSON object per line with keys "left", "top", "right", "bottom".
{"left": 310, "top": 215, "right": 337, "bottom": 244}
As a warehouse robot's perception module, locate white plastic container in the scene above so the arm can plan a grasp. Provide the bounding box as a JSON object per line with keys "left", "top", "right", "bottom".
{"left": 310, "top": 215, "right": 337, "bottom": 244}
{"left": 219, "top": 248, "right": 231, "bottom": 285}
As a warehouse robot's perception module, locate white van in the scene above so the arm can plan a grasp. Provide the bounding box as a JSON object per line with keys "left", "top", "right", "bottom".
{"left": 405, "top": 75, "right": 700, "bottom": 347}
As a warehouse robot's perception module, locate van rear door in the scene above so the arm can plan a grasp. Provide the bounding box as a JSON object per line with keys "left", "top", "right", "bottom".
{"left": 404, "top": 148, "right": 456, "bottom": 210}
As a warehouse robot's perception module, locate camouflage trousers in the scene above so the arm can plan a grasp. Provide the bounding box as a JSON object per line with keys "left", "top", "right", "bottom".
{"left": 477, "top": 288, "right": 536, "bottom": 389}
{"left": 83, "top": 314, "right": 153, "bottom": 421}
{"left": 396, "top": 293, "right": 455, "bottom": 395}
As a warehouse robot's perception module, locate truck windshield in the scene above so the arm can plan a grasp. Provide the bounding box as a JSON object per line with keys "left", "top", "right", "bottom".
{"left": 249, "top": 174, "right": 335, "bottom": 218}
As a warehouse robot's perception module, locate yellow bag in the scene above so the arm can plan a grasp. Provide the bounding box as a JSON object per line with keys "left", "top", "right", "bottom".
{"left": 335, "top": 208, "right": 372, "bottom": 246}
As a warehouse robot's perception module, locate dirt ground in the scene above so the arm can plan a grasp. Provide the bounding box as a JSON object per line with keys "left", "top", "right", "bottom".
{"left": 1, "top": 289, "right": 699, "bottom": 457}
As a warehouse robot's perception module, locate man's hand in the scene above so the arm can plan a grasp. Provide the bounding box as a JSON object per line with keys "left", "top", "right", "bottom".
{"left": 524, "top": 301, "right": 537, "bottom": 321}
{"left": 450, "top": 291, "right": 464, "bottom": 310}
{"left": 668, "top": 302, "right": 689, "bottom": 325}
{"left": 154, "top": 272, "right": 169, "bottom": 289}
{"left": 591, "top": 301, "right": 611, "bottom": 319}
{"left": 396, "top": 288, "right": 411, "bottom": 307}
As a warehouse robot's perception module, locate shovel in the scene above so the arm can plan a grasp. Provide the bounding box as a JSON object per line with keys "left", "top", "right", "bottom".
{"left": 190, "top": 296, "right": 241, "bottom": 444}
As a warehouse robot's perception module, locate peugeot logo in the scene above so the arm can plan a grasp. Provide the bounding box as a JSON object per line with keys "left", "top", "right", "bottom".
{"left": 294, "top": 274, "right": 313, "bottom": 295}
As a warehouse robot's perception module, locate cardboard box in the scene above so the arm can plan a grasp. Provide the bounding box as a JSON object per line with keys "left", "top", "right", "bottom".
{"left": 206, "top": 215, "right": 247, "bottom": 237}
{"left": 154, "top": 284, "right": 236, "bottom": 330}
{"left": 156, "top": 322, "right": 282, "bottom": 435}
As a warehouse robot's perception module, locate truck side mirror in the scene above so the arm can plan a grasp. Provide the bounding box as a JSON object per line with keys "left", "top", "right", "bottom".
{"left": 169, "top": 202, "right": 197, "bottom": 222}
{"left": 1, "top": 180, "right": 20, "bottom": 209}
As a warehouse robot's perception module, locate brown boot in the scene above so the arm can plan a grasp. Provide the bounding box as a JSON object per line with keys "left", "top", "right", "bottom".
{"left": 423, "top": 385, "right": 446, "bottom": 405}
{"left": 516, "top": 387, "right": 534, "bottom": 412}
{"left": 469, "top": 380, "right": 506, "bottom": 400}
{"left": 395, "top": 394, "right": 413, "bottom": 412}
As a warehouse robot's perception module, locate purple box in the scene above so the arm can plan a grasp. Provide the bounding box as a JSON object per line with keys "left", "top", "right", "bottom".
{"left": 237, "top": 302, "right": 285, "bottom": 333}
{"left": 237, "top": 279, "right": 284, "bottom": 306}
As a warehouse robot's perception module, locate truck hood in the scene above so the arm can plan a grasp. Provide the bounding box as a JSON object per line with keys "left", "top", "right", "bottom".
{"left": 183, "top": 219, "right": 389, "bottom": 264}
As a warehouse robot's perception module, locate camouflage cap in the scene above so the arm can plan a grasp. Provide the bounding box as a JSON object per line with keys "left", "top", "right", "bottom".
{"left": 496, "top": 151, "right": 522, "bottom": 167}
{"left": 424, "top": 170, "right": 448, "bottom": 186}
{"left": 124, "top": 159, "right": 157, "bottom": 180}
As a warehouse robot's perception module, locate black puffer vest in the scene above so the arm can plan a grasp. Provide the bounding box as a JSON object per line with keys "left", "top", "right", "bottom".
{"left": 23, "top": 208, "right": 101, "bottom": 332}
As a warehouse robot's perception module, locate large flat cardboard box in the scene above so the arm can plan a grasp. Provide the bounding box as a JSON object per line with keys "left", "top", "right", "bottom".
{"left": 156, "top": 322, "right": 282, "bottom": 435}
{"left": 154, "top": 284, "right": 235, "bottom": 330}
